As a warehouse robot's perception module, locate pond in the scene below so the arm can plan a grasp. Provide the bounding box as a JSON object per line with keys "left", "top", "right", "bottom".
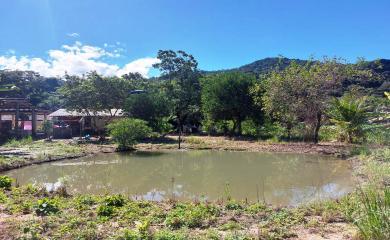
{"left": 4, "top": 151, "right": 354, "bottom": 206}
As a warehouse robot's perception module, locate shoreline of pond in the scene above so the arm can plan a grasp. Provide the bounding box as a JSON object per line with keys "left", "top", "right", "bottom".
{"left": 0, "top": 136, "right": 357, "bottom": 173}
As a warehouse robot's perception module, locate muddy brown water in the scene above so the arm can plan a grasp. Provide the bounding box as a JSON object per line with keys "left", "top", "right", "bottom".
{"left": 4, "top": 151, "right": 354, "bottom": 206}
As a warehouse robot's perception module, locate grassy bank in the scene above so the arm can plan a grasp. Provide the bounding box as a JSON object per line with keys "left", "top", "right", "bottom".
{"left": 0, "top": 181, "right": 355, "bottom": 239}
{"left": 0, "top": 138, "right": 117, "bottom": 172}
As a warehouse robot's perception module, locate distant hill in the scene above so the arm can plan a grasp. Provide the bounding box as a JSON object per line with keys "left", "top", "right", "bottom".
{"left": 203, "top": 57, "right": 390, "bottom": 96}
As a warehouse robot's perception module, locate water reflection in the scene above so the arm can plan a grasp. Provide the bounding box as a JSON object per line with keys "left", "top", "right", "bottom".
{"left": 4, "top": 151, "right": 354, "bottom": 206}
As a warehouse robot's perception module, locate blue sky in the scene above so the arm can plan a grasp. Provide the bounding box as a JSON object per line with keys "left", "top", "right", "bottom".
{"left": 0, "top": 0, "right": 389, "bottom": 77}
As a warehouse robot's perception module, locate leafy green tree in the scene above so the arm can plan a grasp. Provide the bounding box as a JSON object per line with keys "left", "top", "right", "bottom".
{"left": 259, "top": 58, "right": 360, "bottom": 143}
{"left": 59, "top": 72, "right": 130, "bottom": 117}
{"left": 153, "top": 50, "right": 201, "bottom": 148}
{"left": 107, "top": 118, "right": 152, "bottom": 150}
{"left": 0, "top": 70, "right": 63, "bottom": 109}
{"left": 201, "top": 72, "right": 262, "bottom": 135}
{"left": 125, "top": 92, "right": 172, "bottom": 135}
{"left": 328, "top": 92, "right": 369, "bottom": 143}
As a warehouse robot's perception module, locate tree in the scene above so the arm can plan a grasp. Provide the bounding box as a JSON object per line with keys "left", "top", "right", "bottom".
{"left": 107, "top": 118, "right": 152, "bottom": 150}
{"left": 153, "top": 50, "right": 201, "bottom": 148}
{"left": 125, "top": 91, "right": 172, "bottom": 135}
{"left": 327, "top": 92, "right": 369, "bottom": 143}
{"left": 260, "top": 58, "right": 358, "bottom": 143}
{"left": 201, "top": 72, "right": 261, "bottom": 135}
{"left": 0, "top": 70, "right": 63, "bottom": 109}
{"left": 59, "top": 72, "right": 130, "bottom": 117}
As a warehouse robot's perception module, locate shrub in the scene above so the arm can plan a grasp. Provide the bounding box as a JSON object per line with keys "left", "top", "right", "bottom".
{"left": 40, "top": 120, "right": 53, "bottom": 137}
{"left": 0, "top": 175, "right": 13, "bottom": 190}
{"left": 225, "top": 200, "right": 243, "bottom": 211}
{"left": 34, "top": 198, "right": 60, "bottom": 216}
{"left": 97, "top": 205, "right": 115, "bottom": 217}
{"left": 107, "top": 118, "right": 152, "bottom": 150}
{"left": 327, "top": 93, "right": 369, "bottom": 143}
{"left": 103, "top": 194, "right": 126, "bottom": 207}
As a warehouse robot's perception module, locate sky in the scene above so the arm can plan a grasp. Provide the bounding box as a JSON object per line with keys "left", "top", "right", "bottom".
{"left": 0, "top": 0, "right": 389, "bottom": 78}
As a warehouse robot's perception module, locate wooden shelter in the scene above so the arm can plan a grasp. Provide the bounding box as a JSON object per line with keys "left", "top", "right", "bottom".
{"left": 48, "top": 109, "right": 123, "bottom": 138}
{"left": 0, "top": 98, "right": 49, "bottom": 138}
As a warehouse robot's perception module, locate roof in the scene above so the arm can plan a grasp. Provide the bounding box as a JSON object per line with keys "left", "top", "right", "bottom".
{"left": 49, "top": 109, "right": 124, "bottom": 117}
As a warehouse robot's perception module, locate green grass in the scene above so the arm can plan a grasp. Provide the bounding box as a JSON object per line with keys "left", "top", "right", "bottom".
{"left": 351, "top": 188, "right": 390, "bottom": 240}
{"left": 0, "top": 139, "right": 83, "bottom": 170}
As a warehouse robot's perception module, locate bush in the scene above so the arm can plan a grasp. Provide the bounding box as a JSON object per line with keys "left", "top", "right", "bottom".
{"left": 34, "top": 198, "right": 60, "bottom": 216}
{"left": 97, "top": 205, "right": 115, "bottom": 217}
{"left": 103, "top": 194, "right": 126, "bottom": 207}
{"left": 0, "top": 175, "right": 13, "bottom": 190}
{"left": 107, "top": 118, "right": 152, "bottom": 150}
{"left": 40, "top": 120, "right": 53, "bottom": 137}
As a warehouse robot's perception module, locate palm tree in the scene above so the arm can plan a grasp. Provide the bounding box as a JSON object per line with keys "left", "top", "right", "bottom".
{"left": 328, "top": 93, "right": 369, "bottom": 143}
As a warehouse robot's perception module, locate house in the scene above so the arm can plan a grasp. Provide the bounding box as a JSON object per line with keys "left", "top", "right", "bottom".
{"left": 0, "top": 98, "right": 49, "bottom": 138}
{"left": 48, "top": 109, "right": 123, "bottom": 138}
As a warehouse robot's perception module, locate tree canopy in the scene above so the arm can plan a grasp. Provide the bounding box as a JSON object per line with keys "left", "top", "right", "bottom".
{"left": 201, "top": 72, "right": 261, "bottom": 135}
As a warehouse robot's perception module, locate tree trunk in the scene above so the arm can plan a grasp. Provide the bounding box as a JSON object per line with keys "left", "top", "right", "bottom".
{"left": 178, "top": 119, "right": 182, "bottom": 149}
{"left": 237, "top": 120, "right": 242, "bottom": 135}
{"left": 313, "top": 112, "right": 322, "bottom": 144}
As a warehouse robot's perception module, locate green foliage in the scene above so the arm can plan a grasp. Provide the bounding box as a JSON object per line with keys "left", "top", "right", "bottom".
{"left": 165, "top": 203, "right": 219, "bottom": 229}
{"left": 107, "top": 118, "right": 152, "bottom": 150}
{"left": 0, "top": 189, "right": 8, "bottom": 203}
{"left": 201, "top": 72, "right": 262, "bottom": 135}
{"left": 364, "top": 124, "right": 390, "bottom": 144}
{"left": 0, "top": 70, "right": 63, "bottom": 109}
{"left": 218, "top": 221, "right": 242, "bottom": 231}
{"left": 245, "top": 203, "right": 267, "bottom": 214}
{"left": 259, "top": 58, "right": 369, "bottom": 142}
{"left": 225, "top": 200, "right": 243, "bottom": 211}
{"left": 103, "top": 194, "right": 126, "bottom": 207}
{"left": 154, "top": 50, "right": 201, "bottom": 139}
{"left": 97, "top": 204, "right": 115, "bottom": 217}
{"left": 126, "top": 92, "right": 172, "bottom": 134}
{"left": 117, "top": 229, "right": 141, "bottom": 240}
{"left": 34, "top": 198, "right": 60, "bottom": 216}
{"left": 5, "top": 136, "right": 33, "bottom": 147}
{"left": 0, "top": 175, "right": 13, "bottom": 189}
{"left": 352, "top": 188, "right": 390, "bottom": 240}
{"left": 328, "top": 92, "right": 369, "bottom": 143}
{"left": 40, "top": 120, "right": 53, "bottom": 137}
{"left": 154, "top": 230, "right": 186, "bottom": 240}
{"left": 59, "top": 72, "right": 130, "bottom": 118}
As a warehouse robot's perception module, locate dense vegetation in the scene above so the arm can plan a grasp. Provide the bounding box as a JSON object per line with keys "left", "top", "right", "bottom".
{"left": 1, "top": 52, "right": 389, "bottom": 239}
{"left": 1, "top": 53, "right": 388, "bottom": 146}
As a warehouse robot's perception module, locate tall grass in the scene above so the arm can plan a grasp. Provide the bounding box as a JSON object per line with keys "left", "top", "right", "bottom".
{"left": 353, "top": 188, "right": 390, "bottom": 240}
{"left": 5, "top": 136, "right": 33, "bottom": 147}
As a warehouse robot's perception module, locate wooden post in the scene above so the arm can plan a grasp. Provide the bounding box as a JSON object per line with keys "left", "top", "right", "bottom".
{"left": 32, "top": 107, "right": 37, "bottom": 139}
{"left": 15, "top": 102, "right": 20, "bottom": 138}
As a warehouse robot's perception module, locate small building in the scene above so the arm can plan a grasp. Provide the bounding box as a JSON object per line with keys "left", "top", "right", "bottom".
{"left": 48, "top": 109, "right": 123, "bottom": 138}
{"left": 0, "top": 98, "right": 49, "bottom": 138}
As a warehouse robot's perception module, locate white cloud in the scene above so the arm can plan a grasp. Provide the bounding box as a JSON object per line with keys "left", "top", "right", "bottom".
{"left": 67, "top": 32, "right": 80, "bottom": 38}
{"left": 0, "top": 42, "right": 159, "bottom": 78}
